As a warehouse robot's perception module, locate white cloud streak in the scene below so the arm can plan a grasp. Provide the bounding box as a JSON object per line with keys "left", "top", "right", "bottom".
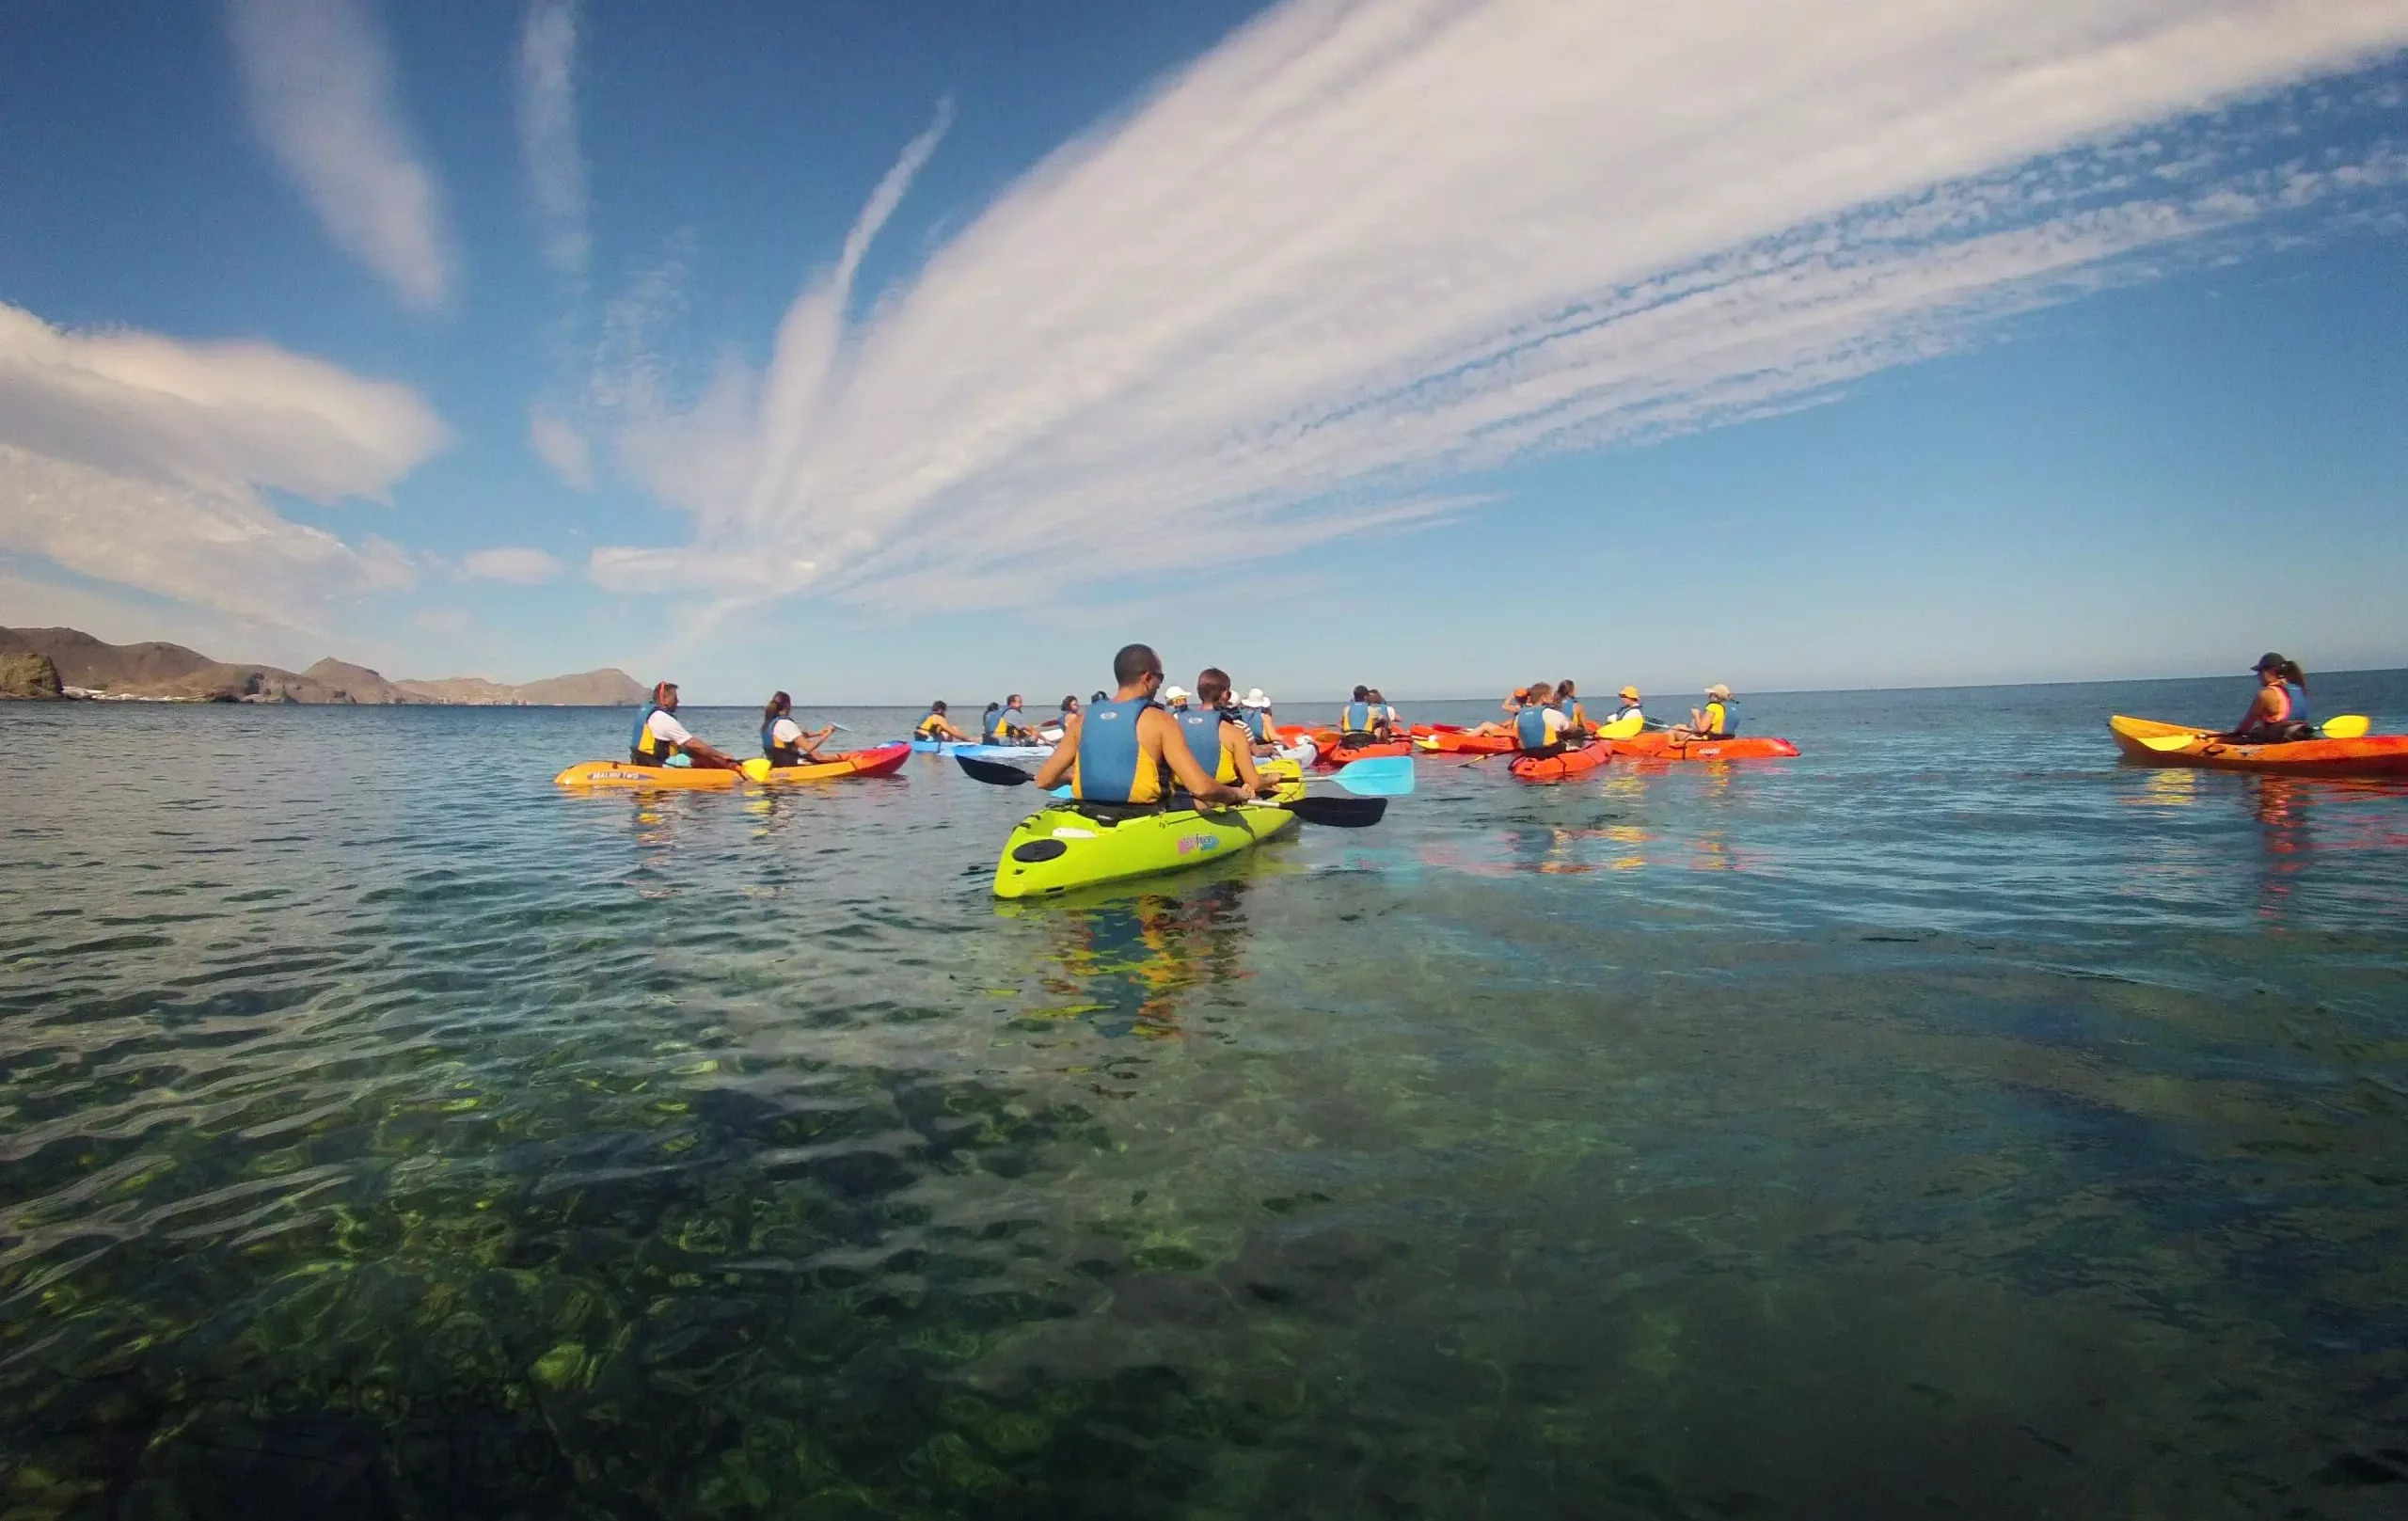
{"left": 597, "top": 0, "right": 2408, "bottom": 610}
{"left": 461, "top": 547, "right": 565, "bottom": 584}
{"left": 528, "top": 409, "right": 593, "bottom": 488}
{"left": 0, "top": 301, "right": 448, "bottom": 628}
{"left": 227, "top": 0, "right": 454, "bottom": 309}
{"left": 515, "top": 0, "right": 589, "bottom": 277}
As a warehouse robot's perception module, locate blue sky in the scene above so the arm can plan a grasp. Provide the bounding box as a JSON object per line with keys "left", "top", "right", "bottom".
{"left": 2, "top": 0, "right": 2405, "bottom": 704}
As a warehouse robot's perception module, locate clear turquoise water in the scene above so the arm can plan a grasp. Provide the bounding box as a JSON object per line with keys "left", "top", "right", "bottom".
{"left": 4, "top": 673, "right": 2406, "bottom": 1518}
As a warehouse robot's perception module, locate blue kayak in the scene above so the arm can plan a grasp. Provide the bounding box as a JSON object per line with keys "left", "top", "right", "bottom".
{"left": 908, "top": 738, "right": 1055, "bottom": 760}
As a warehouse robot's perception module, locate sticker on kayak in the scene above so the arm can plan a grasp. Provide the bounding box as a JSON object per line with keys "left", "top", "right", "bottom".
{"left": 1050, "top": 827, "right": 1098, "bottom": 839}
{"left": 1175, "top": 833, "right": 1223, "bottom": 857}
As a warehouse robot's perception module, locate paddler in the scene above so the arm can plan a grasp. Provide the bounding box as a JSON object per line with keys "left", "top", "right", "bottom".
{"left": 990, "top": 693, "right": 1038, "bottom": 743}
{"left": 2226, "top": 654, "right": 2315, "bottom": 742}
{"left": 1513, "top": 681, "right": 1574, "bottom": 758}
{"left": 1161, "top": 684, "right": 1192, "bottom": 711}
{"left": 1554, "top": 678, "right": 1589, "bottom": 738}
{"left": 1670, "top": 684, "right": 1737, "bottom": 741}
{"left": 916, "top": 701, "right": 974, "bottom": 742}
{"left": 628, "top": 681, "right": 743, "bottom": 770}
{"left": 1239, "top": 688, "right": 1280, "bottom": 754}
{"left": 1369, "top": 689, "right": 1403, "bottom": 735}
{"left": 760, "top": 691, "right": 835, "bottom": 768}
{"left": 1336, "top": 686, "right": 1391, "bottom": 750}
{"left": 1031, "top": 644, "right": 1247, "bottom": 806}
{"left": 1174, "top": 669, "right": 1281, "bottom": 800}
{"left": 1607, "top": 686, "right": 1645, "bottom": 729}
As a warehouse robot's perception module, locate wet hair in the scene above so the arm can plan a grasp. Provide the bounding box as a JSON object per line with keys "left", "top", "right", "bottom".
{"left": 762, "top": 690, "right": 791, "bottom": 723}
{"left": 1556, "top": 679, "right": 1576, "bottom": 697}
{"left": 1196, "top": 668, "right": 1231, "bottom": 705}
{"left": 1352, "top": 685, "right": 1370, "bottom": 702}
{"left": 1114, "top": 643, "right": 1162, "bottom": 685}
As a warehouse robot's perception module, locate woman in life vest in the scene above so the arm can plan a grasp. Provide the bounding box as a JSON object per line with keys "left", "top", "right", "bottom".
{"left": 628, "top": 681, "right": 742, "bottom": 769}
{"left": 1238, "top": 688, "right": 1279, "bottom": 754}
{"left": 1171, "top": 669, "right": 1277, "bottom": 799}
{"left": 1554, "top": 678, "right": 1589, "bottom": 738}
{"left": 759, "top": 692, "right": 834, "bottom": 768}
{"left": 1671, "top": 684, "right": 1737, "bottom": 741}
{"left": 2227, "top": 654, "right": 2315, "bottom": 743}
{"left": 1513, "top": 681, "right": 1573, "bottom": 757}
{"left": 916, "top": 702, "right": 974, "bottom": 742}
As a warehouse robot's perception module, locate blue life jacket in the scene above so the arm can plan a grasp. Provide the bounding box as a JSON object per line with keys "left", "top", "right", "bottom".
{"left": 1072, "top": 699, "right": 1161, "bottom": 803}
{"left": 1713, "top": 699, "right": 1739, "bottom": 737}
{"left": 999, "top": 705, "right": 1028, "bottom": 737}
{"left": 2279, "top": 682, "right": 2310, "bottom": 729}
{"left": 1242, "top": 708, "right": 1271, "bottom": 743}
{"left": 629, "top": 704, "right": 671, "bottom": 764}
{"left": 761, "top": 715, "right": 803, "bottom": 765}
{"left": 1342, "top": 701, "right": 1378, "bottom": 734}
{"left": 1175, "top": 707, "right": 1242, "bottom": 785}
{"left": 1514, "top": 705, "right": 1558, "bottom": 753}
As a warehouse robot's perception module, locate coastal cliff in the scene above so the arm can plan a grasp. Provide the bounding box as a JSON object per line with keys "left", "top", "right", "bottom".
{"left": 0, "top": 626, "right": 645, "bottom": 705}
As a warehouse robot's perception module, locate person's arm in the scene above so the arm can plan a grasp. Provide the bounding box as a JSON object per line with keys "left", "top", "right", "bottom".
{"left": 1032, "top": 715, "right": 1082, "bottom": 788}
{"left": 1148, "top": 709, "right": 1244, "bottom": 803}
{"left": 2235, "top": 686, "right": 2279, "bottom": 733}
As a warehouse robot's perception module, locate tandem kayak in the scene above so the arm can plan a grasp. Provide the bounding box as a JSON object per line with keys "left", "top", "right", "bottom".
{"left": 2108, "top": 716, "right": 2408, "bottom": 778}
{"left": 1509, "top": 741, "right": 1612, "bottom": 783}
{"left": 1611, "top": 732, "right": 1799, "bottom": 762}
{"left": 990, "top": 764, "right": 1309, "bottom": 899}
{"left": 554, "top": 743, "right": 911, "bottom": 789}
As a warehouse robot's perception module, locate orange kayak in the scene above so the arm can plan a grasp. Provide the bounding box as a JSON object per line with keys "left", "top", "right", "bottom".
{"left": 1509, "top": 742, "right": 1612, "bottom": 782}
{"left": 1418, "top": 730, "right": 1515, "bottom": 754}
{"left": 1316, "top": 737, "right": 1413, "bottom": 768}
{"left": 1612, "top": 732, "right": 1798, "bottom": 762}
{"left": 2109, "top": 716, "right": 2408, "bottom": 778}
{"left": 554, "top": 742, "right": 912, "bottom": 789}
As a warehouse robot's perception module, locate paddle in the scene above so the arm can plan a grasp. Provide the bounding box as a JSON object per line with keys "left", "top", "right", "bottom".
{"left": 952, "top": 755, "right": 1389, "bottom": 826}
{"left": 2134, "top": 713, "right": 2371, "bottom": 750}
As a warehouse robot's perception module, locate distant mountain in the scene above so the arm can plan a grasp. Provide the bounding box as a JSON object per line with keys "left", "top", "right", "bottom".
{"left": 0, "top": 626, "right": 645, "bottom": 705}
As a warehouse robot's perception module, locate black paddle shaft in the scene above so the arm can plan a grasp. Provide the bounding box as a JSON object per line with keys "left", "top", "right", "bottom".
{"left": 955, "top": 755, "right": 1385, "bottom": 827}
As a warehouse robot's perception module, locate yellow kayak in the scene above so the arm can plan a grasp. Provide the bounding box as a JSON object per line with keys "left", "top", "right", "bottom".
{"left": 554, "top": 742, "right": 911, "bottom": 789}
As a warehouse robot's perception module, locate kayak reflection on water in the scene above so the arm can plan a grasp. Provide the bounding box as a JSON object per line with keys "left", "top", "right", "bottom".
{"left": 1024, "top": 880, "right": 1254, "bottom": 1047}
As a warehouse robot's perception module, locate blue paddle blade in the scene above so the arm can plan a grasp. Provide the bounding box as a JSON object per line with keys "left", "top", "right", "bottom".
{"left": 1048, "top": 784, "right": 1072, "bottom": 799}
{"left": 1328, "top": 755, "right": 1415, "bottom": 797}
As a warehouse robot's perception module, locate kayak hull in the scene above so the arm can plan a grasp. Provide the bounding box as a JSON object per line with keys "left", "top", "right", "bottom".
{"left": 2109, "top": 716, "right": 2408, "bottom": 778}
{"left": 991, "top": 768, "right": 1307, "bottom": 898}
{"left": 1418, "top": 731, "right": 1514, "bottom": 754}
{"left": 1509, "top": 741, "right": 1613, "bottom": 783}
{"left": 1612, "top": 733, "right": 1799, "bottom": 762}
{"left": 555, "top": 760, "right": 742, "bottom": 789}
{"left": 1315, "top": 738, "right": 1413, "bottom": 768}
{"left": 555, "top": 742, "right": 912, "bottom": 788}
{"left": 912, "top": 739, "right": 1055, "bottom": 760}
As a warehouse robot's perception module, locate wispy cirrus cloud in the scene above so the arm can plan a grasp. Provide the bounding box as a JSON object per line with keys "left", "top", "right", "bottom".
{"left": 0, "top": 301, "right": 448, "bottom": 629}
{"left": 515, "top": 0, "right": 589, "bottom": 279}
{"left": 596, "top": 0, "right": 2408, "bottom": 613}
{"left": 226, "top": 0, "right": 453, "bottom": 309}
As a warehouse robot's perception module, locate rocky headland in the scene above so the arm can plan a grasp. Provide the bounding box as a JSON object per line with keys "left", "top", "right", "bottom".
{"left": 0, "top": 626, "right": 646, "bottom": 705}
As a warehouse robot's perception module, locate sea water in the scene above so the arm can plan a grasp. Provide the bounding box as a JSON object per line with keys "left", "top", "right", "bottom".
{"left": 3, "top": 673, "right": 2405, "bottom": 1518}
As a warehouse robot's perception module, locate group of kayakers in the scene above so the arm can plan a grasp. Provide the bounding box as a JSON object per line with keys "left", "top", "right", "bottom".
{"left": 1461, "top": 680, "right": 1738, "bottom": 756}
{"left": 1331, "top": 687, "right": 1406, "bottom": 751}
{"left": 1032, "top": 646, "right": 1289, "bottom": 806}
{"left": 627, "top": 684, "right": 841, "bottom": 771}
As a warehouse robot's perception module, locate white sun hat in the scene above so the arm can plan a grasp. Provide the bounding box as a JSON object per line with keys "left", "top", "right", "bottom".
{"left": 1243, "top": 689, "right": 1269, "bottom": 707}
{"left": 1161, "top": 684, "right": 1189, "bottom": 703}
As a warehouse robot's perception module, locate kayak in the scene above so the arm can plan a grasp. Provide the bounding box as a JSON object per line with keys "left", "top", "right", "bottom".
{"left": 1418, "top": 731, "right": 1514, "bottom": 754}
{"left": 991, "top": 763, "right": 1308, "bottom": 899}
{"left": 1509, "top": 741, "right": 1613, "bottom": 783}
{"left": 2109, "top": 715, "right": 2408, "bottom": 778}
{"left": 1316, "top": 737, "right": 1413, "bottom": 768}
{"left": 911, "top": 738, "right": 1054, "bottom": 759}
{"left": 554, "top": 743, "right": 913, "bottom": 789}
{"left": 1611, "top": 732, "right": 1799, "bottom": 762}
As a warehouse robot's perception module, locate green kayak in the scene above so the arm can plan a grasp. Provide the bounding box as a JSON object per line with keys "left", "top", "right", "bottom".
{"left": 990, "top": 768, "right": 1307, "bottom": 899}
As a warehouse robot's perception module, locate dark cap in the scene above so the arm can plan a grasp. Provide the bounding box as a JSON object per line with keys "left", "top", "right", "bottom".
{"left": 2252, "top": 652, "right": 2285, "bottom": 672}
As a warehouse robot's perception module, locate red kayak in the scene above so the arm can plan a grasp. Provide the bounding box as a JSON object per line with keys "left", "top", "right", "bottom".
{"left": 1613, "top": 732, "right": 1798, "bottom": 762}
{"left": 1316, "top": 737, "right": 1413, "bottom": 768}
{"left": 1418, "top": 731, "right": 1515, "bottom": 754}
{"left": 1509, "top": 741, "right": 1613, "bottom": 782}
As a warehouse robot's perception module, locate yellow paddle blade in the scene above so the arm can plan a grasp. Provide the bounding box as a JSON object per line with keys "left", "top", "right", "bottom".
{"left": 2322, "top": 714, "right": 2370, "bottom": 739}
{"left": 738, "top": 756, "right": 772, "bottom": 782}
{"left": 1597, "top": 714, "right": 1644, "bottom": 740}
{"left": 2135, "top": 733, "right": 2204, "bottom": 752}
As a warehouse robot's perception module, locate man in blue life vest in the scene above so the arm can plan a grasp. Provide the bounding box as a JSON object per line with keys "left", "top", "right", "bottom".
{"left": 1336, "top": 685, "right": 1392, "bottom": 749}
{"left": 1513, "top": 681, "right": 1575, "bottom": 757}
{"left": 1032, "top": 644, "right": 1249, "bottom": 806}
{"left": 989, "top": 693, "right": 1038, "bottom": 743}
{"left": 627, "top": 682, "right": 742, "bottom": 769}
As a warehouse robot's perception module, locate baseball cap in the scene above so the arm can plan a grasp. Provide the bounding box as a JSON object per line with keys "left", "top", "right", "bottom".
{"left": 1706, "top": 683, "right": 1732, "bottom": 698}
{"left": 2252, "top": 652, "right": 2285, "bottom": 672}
